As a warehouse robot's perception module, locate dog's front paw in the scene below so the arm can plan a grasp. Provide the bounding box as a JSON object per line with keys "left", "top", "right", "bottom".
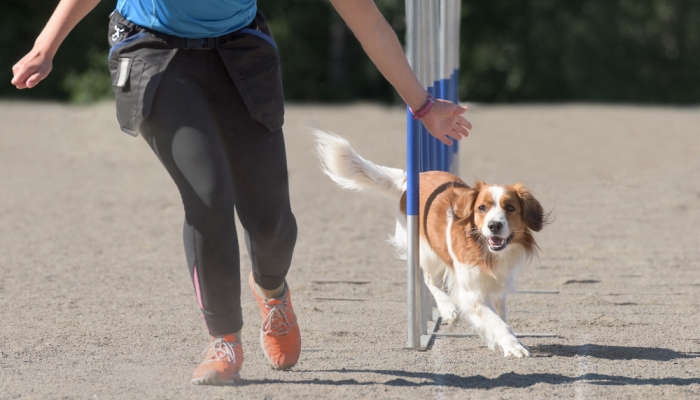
{"left": 441, "top": 313, "right": 458, "bottom": 326}
{"left": 437, "top": 303, "right": 458, "bottom": 325}
{"left": 499, "top": 336, "right": 530, "bottom": 358}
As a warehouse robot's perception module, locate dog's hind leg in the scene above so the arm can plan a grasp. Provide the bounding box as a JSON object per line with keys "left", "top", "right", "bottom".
{"left": 424, "top": 277, "right": 458, "bottom": 324}
{"left": 490, "top": 292, "right": 507, "bottom": 322}
{"left": 388, "top": 218, "right": 408, "bottom": 260}
{"left": 419, "top": 244, "right": 458, "bottom": 325}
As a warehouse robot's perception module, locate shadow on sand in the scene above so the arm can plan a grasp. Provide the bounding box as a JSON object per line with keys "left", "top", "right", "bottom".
{"left": 531, "top": 343, "right": 700, "bottom": 361}
{"left": 232, "top": 345, "right": 699, "bottom": 388}
{"left": 237, "top": 371, "right": 700, "bottom": 388}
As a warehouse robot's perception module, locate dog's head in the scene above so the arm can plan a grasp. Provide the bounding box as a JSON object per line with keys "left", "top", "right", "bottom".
{"left": 452, "top": 181, "right": 545, "bottom": 253}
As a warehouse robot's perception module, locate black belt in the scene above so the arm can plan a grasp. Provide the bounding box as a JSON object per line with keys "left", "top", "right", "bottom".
{"left": 154, "top": 22, "right": 258, "bottom": 50}
{"left": 110, "top": 10, "right": 261, "bottom": 50}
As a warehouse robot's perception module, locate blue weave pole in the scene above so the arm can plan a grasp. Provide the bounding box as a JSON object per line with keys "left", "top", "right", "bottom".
{"left": 405, "top": 0, "right": 460, "bottom": 349}
{"left": 405, "top": 110, "right": 420, "bottom": 217}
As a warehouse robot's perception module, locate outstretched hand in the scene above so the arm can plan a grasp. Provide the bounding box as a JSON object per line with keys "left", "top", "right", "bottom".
{"left": 11, "top": 47, "right": 54, "bottom": 90}
{"left": 421, "top": 99, "right": 472, "bottom": 146}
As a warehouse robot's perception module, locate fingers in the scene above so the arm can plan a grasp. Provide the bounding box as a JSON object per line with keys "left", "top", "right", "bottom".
{"left": 453, "top": 104, "right": 468, "bottom": 114}
{"left": 12, "top": 66, "right": 48, "bottom": 89}
{"left": 446, "top": 128, "right": 467, "bottom": 142}
{"left": 436, "top": 134, "right": 453, "bottom": 146}
{"left": 422, "top": 100, "right": 472, "bottom": 144}
{"left": 451, "top": 125, "right": 470, "bottom": 138}
{"left": 11, "top": 50, "right": 50, "bottom": 89}
{"left": 430, "top": 121, "right": 470, "bottom": 146}
{"left": 10, "top": 72, "right": 25, "bottom": 89}
{"left": 11, "top": 64, "right": 33, "bottom": 89}
{"left": 11, "top": 59, "right": 28, "bottom": 88}
{"left": 11, "top": 78, "right": 27, "bottom": 90}
{"left": 456, "top": 115, "right": 472, "bottom": 130}
{"left": 445, "top": 132, "right": 461, "bottom": 142}
{"left": 25, "top": 72, "right": 44, "bottom": 89}
{"left": 447, "top": 115, "right": 471, "bottom": 140}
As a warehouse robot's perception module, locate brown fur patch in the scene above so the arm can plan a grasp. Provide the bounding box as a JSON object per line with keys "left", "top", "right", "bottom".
{"left": 400, "top": 173, "right": 542, "bottom": 272}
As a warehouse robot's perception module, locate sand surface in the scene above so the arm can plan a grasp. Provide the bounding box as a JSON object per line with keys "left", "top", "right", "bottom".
{"left": 0, "top": 101, "right": 698, "bottom": 399}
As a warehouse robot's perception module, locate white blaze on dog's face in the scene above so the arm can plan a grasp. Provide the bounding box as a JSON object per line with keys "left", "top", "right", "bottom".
{"left": 473, "top": 185, "right": 518, "bottom": 252}
{"left": 475, "top": 186, "right": 511, "bottom": 252}
{"left": 471, "top": 182, "right": 544, "bottom": 253}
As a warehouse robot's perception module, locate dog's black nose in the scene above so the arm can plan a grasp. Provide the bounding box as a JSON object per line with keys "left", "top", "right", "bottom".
{"left": 488, "top": 221, "right": 503, "bottom": 233}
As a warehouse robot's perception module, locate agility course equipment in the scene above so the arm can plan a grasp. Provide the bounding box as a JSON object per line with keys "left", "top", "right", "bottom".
{"left": 404, "top": 0, "right": 461, "bottom": 349}
{"left": 404, "top": 1, "right": 557, "bottom": 350}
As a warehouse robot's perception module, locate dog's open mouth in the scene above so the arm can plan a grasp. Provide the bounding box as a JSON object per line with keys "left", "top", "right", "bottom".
{"left": 488, "top": 234, "right": 513, "bottom": 251}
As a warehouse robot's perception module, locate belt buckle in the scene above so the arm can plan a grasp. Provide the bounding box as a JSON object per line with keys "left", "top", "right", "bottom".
{"left": 184, "top": 37, "right": 216, "bottom": 49}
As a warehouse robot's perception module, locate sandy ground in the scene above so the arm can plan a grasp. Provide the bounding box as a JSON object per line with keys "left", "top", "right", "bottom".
{"left": 0, "top": 101, "right": 698, "bottom": 399}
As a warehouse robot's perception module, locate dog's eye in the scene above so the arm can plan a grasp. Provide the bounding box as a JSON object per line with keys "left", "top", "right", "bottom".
{"left": 478, "top": 205, "right": 487, "bottom": 212}
{"left": 505, "top": 204, "right": 516, "bottom": 212}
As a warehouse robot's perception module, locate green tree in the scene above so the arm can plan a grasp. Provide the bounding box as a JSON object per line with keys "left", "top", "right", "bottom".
{"left": 2, "top": 1, "right": 699, "bottom": 104}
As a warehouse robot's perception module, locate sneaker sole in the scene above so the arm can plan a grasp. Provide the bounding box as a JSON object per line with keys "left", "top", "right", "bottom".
{"left": 191, "top": 372, "right": 241, "bottom": 386}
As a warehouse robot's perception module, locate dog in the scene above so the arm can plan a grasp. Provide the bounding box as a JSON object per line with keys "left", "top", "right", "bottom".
{"left": 314, "top": 130, "right": 545, "bottom": 358}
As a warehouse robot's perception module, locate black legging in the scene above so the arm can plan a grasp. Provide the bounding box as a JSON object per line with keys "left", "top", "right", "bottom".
{"left": 140, "top": 49, "right": 297, "bottom": 336}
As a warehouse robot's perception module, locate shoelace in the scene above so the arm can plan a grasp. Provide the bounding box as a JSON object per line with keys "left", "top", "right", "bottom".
{"left": 262, "top": 298, "right": 295, "bottom": 336}
{"left": 207, "top": 338, "right": 239, "bottom": 363}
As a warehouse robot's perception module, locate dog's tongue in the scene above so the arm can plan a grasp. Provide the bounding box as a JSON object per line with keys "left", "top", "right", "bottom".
{"left": 489, "top": 237, "right": 504, "bottom": 246}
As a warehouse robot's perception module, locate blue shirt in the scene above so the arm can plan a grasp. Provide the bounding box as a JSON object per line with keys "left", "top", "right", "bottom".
{"left": 116, "top": 0, "right": 257, "bottom": 38}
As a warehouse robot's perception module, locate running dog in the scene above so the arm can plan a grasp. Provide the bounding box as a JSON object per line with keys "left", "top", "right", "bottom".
{"left": 314, "top": 130, "right": 545, "bottom": 357}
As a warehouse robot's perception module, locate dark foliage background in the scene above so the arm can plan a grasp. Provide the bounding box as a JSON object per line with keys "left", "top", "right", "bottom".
{"left": 1, "top": 0, "right": 698, "bottom": 103}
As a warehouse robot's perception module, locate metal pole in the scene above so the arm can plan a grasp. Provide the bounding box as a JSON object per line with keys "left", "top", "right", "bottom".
{"left": 449, "top": 0, "right": 460, "bottom": 176}
{"left": 405, "top": 0, "right": 421, "bottom": 349}
{"left": 405, "top": 0, "right": 461, "bottom": 349}
{"left": 438, "top": 0, "right": 448, "bottom": 172}
{"left": 418, "top": 0, "right": 429, "bottom": 173}
{"left": 425, "top": 0, "right": 435, "bottom": 171}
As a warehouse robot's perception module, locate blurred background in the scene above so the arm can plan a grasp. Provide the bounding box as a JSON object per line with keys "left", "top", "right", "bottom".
{"left": 1, "top": 0, "right": 699, "bottom": 104}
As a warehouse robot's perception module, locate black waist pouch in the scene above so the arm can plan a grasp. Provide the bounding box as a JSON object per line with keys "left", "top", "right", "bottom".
{"left": 107, "top": 12, "right": 176, "bottom": 136}
{"left": 107, "top": 11, "right": 284, "bottom": 136}
{"left": 215, "top": 14, "right": 285, "bottom": 133}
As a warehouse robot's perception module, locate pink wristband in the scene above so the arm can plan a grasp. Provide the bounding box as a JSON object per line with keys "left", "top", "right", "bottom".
{"left": 411, "top": 94, "right": 435, "bottom": 120}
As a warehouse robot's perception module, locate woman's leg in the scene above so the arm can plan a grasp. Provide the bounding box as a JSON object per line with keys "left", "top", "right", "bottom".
{"left": 215, "top": 90, "right": 297, "bottom": 294}
{"left": 140, "top": 51, "right": 243, "bottom": 337}
{"left": 212, "top": 79, "right": 299, "bottom": 369}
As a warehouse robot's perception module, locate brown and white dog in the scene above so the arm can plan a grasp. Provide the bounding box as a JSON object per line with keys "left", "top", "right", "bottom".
{"left": 314, "top": 130, "right": 545, "bottom": 358}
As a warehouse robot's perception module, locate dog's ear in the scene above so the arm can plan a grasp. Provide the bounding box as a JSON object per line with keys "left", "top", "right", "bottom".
{"left": 451, "top": 186, "right": 478, "bottom": 224}
{"left": 513, "top": 183, "right": 544, "bottom": 231}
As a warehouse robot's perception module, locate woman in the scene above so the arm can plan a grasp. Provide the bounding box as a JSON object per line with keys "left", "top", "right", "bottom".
{"left": 11, "top": 0, "right": 471, "bottom": 385}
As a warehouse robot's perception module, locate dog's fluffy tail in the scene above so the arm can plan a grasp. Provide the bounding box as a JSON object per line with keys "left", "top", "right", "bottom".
{"left": 314, "top": 129, "right": 406, "bottom": 198}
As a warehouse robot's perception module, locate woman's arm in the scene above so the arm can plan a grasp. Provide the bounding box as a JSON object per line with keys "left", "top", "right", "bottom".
{"left": 11, "top": 0, "right": 101, "bottom": 89}
{"left": 328, "top": 0, "right": 471, "bottom": 145}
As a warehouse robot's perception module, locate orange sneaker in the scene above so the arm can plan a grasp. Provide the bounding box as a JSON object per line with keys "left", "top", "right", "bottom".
{"left": 249, "top": 273, "right": 301, "bottom": 370}
{"left": 191, "top": 334, "right": 243, "bottom": 385}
